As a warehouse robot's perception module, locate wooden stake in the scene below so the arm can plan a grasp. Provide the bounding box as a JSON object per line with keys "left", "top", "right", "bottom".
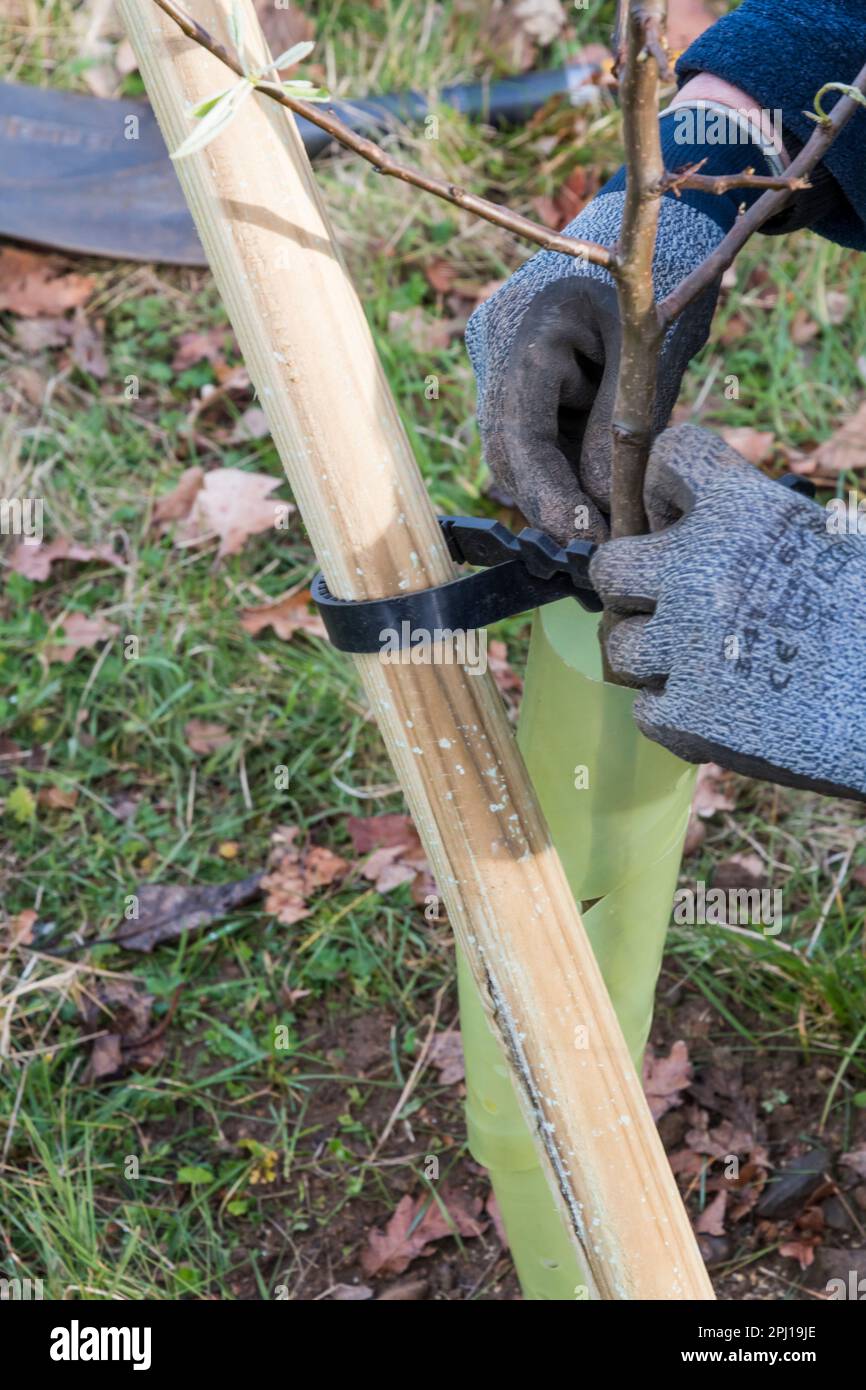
{"left": 120, "top": 0, "right": 713, "bottom": 1300}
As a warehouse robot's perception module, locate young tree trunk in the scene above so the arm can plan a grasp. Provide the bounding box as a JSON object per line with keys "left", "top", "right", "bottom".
{"left": 609, "top": 0, "right": 667, "bottom": 542}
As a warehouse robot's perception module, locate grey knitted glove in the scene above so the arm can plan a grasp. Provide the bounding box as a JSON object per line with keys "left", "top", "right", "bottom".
{"left": 465, "top": 194, "right": 723, "bottom": 544}
{"left": 590, "top": 425, "right": 866, "bottom": 802}
{"left": 465, "top": 111, "right": 788, "bottom": 545}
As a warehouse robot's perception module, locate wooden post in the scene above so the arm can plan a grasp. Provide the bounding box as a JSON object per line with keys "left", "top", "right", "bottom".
{"left": 120, "top": 0, "right": 713, "bottom": 1300}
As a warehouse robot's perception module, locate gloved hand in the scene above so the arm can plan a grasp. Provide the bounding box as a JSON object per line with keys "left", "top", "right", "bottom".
{"left": 589, "top": 424, "right": 866, "bottom": 802}
{"left": 465, "top": 111, "right": 783, "bottom": 544}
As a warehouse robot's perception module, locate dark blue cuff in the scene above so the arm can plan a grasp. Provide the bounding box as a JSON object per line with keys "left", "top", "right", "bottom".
{"left": 676, "top": 0, "right": 866, "bottom": 251}
{"left": 602, "top": 111, "right": 776, "bottom": 236}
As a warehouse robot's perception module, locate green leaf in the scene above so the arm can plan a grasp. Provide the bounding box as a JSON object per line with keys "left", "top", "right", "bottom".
{"left": 192, "top": 87, "right": 232, "bottom": 118}
{"left": 281, "top": 81, "right": 329, "bottom": 102}
{"left": 227, "top": 1198, "right": 249, "bottom": 1216}
{"left": 177, "top": 1164, "right": 214, "bottom": 1185}
{"left": 171, "top": 81, "right": 254, "bottom": 161}
{"left": 271, "top": 40, "right": 315, "bottom": 70}
{"left": 7, "top": 785, "right": 36, "bottom": 825}
{"left": 228, "top": 0, "right": 245, "bottom": 57}
{"left": 853, "top": 1091, "right": 866, "bottom": 1108}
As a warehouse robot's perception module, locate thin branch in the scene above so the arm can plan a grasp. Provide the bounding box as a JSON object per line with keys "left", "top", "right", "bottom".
{"left": 607, "top": 1, "right": 668, "bottom": 541}
{"left": 641, "top": 13, "right": 673, "bottom": 83}
{"left": 614, "top": 1, "right": 672, "bottom": 83}
{"left": 661, "top": 161, "right": 811, "bottom": 196}
{"left": 151, "top": 0, "right": 612, "bottom": 267}
{"left": 659, "top": 58, "right": 866, "bottom": 324}
{"left": 612, "top": 0, "right": 628, "bottom": 78}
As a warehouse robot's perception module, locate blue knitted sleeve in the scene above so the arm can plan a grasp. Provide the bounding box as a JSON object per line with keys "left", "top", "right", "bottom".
{"left": 677, "top": 0, "right": 866, "bottom": 250}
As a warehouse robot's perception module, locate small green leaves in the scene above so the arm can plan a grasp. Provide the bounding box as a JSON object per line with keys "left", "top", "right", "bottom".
{"left": 280, "top": 79, "right": 329, "bottom": 103}
{"left": 172, "top": 80, "right": 254, "bottom": 160}
{"left": 271, "top": 40, "right": 314, "bottom": 71}
{"left": 177, "top": 1164, "right": 215, "bottom": 1185}
{"left": 227, "top": 0, "right": 245, "bottom": 60}
{"left": 171, "top": 35, "right": 329, "bottom": 160}
{"left": 192, "top": 87, "right": 234, "bottom": 118}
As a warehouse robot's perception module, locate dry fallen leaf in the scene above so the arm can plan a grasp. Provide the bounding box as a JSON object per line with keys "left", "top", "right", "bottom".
{"left": 36, "top": 786, "right": 79, "bottom": 811}
{"left": 7, "top": 364, "right": 48, "bottom": 407}
{"left": 152, "top": 467, "right": 205, "bottom": 525}
{"left": 184, "top": 720, "right": 232, "bottom": 755}
{"left": 239, "top": 589, "right": 327, "bottom": 642}
{"left": 791, "top": 309, "right": 820, "bottom": 347}
{"left": 533, "top": 167, "right": 597, "bottom": 232}
{"left": 346, "top": 813, "right": 416, "bottom": 855}
{"left": 530, "top": 195, "right": 562, "bottom": 230}
{"left": 712, "top": 852, "right": 765, "bottom": 893}
{"left": 424, "top": 259, "right": 458, "bottom": 295}
{"left": 718, "top": 313, "right": 748, "bottom": 348}
{"left": 361, "top": 1189, "right": 486, "bottom": 1278}
{"left": 428, "top": 1029, "right": 465, "bottom": 1086}
{"left": 113, "top": 874, "right": 264, "bottom": 953}
{"left": 0, "top": 247, "right": 94, "bottom": 317}
{"left": 7, "top": 309, "right": 89, "bottom": 380}
{"left": 71, "top": 308, "right": 108, "bottom": 379}
{"left": 184, "top": 367, "right": 253, "bottom": 432}
{"left": 800, "top": 401, "right": 866, "bottom": 481}
{"left": 839, "top": 1146, "right": 866, "bottom": 1181}
{"left": 171, "top": 328, "right": 231, "bottom": 372}
{"left": 9, "top": 538, "right": 121, "bottom": 582}
{"left": 347, "top": 813, "right": 433, "bottom": 898}
{"left": 361, "top": 844, "right": 419, "bottom": 893}
{"left": 231, "top": 406, "right": 270, "bottom": 442}
{"left": 115, "top": 35, "right": 138, "bottom": 77}
{"left": 513, "top": 0, "right": 566, "bottom": 46}
{"left": 44, "top": 612, "right": 120, "bottom": 665}
{"left": 190, "top": 470, "right": 289, "bottom": 557}
{"left": 685, "top": 1116, "right": 758, "bottom": 1162}
{"left": 329, "top": 1283, "right": 374, "bottom": 1302}
{"left": 643, "top": 1040, "right": 692, "bottom": 1122}
{"left": 13, "top": 316, "right": 73, "bottom": 353}
{"left": 375, "top": 1278, "right": 429, "bottom": 1301}
{"left": 692, "top": 762, "right": 736, "bottom": 819}
{"left": 488, "top": 639, "right": 523, "bottom": 698}
{"left": 261, "top": 825, "right": 348, "bottom": 926}
{"left": 779, "top": 1237, "right": 819, "bottom": 1271}
{"left": 682, "top": 813, "right": 705, "bottom": 857}
{"left": 8, "top": 909, "right": 37, "bottom": 946}
{"left": 694, "top": 1189, "right": 727, "bottom": 1237}
{"left": 80, "top": 978, "right": 167, "bottom": 1082}
{"left": 168, "top": 468, "right": 291, "bottom": 558}
{"left": 720, "top": 427, "right": 776, "bottom": 466}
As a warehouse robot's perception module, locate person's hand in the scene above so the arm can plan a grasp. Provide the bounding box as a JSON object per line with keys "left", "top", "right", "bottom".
{"left": 465, "top": 195, "right": 723, "bottom": 545}
{"left": 589, "top": 424, "right": 866, "bottom": 802}
{"left": 465, "top": 90, "right": 791, "bottom": 545}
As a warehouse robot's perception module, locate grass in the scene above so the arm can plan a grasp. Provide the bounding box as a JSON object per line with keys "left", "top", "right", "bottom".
{"left": 1, "top": 0, "right": 865, "bottom": 1300}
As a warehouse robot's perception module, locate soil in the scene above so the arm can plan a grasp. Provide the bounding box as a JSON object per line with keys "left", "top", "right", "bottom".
{"left": 217, "top": 960, "right": 865, "bottom": 1301}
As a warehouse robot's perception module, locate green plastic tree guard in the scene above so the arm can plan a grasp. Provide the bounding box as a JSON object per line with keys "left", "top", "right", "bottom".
{"left": 458, "top": 599, "right": 697, "bottom": 1300}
